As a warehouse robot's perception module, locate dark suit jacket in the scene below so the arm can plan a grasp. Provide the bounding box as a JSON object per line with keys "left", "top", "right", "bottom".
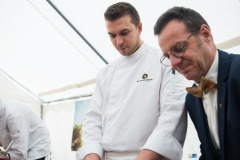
{"left": 186, "top": 50, "right": 240, "bottom": 160}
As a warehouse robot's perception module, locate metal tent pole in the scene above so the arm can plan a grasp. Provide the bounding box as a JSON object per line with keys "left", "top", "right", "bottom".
{"left": 41, "top": 102, "right": 44, "bottom": 119}
{"left": 46, "top": 0, "right": 109, "bottom": 64}
{"left": 0, "top": 68, "right": 46, "bottom": 104}
{"left": 45, "top": 94, "right": 92, "bottom": 104}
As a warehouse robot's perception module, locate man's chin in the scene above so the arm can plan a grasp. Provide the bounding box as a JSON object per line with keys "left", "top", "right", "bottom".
{"left": 119, "top": 51, "right": 132, "bottom": 56}
{"left": 183, "top": 75, "right": 192, "bottom": 81}
{"left": 180, "top": 66, "right": 193, "bottom": 79}
{"left": 183, "top": 72, "right": 197, "bottom": 81}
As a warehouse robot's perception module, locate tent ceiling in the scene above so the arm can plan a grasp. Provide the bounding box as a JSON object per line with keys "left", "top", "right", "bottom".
{"left": 38, "top": 78, "right": 96, "bottom": 97}
{"left": 1, "top": 0, "right": 240, "bottom": 102}
{"left": 49, "top": 0, "right": 240, "bottom": 50}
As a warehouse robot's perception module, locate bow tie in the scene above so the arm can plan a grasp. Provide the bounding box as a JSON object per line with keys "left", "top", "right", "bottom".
{"left": 186, "top": 76, "right": 217, "bottom": 98}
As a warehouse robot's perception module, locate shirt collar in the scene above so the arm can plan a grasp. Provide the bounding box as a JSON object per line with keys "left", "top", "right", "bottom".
{"left": 205, "top": 50, "right": 219, "bottom": 84}
{"left": 195, "top": 50, "right": 219, "bottom": 86}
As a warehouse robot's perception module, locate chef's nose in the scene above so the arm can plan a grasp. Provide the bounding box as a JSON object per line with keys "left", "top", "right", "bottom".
{"left": 116, "top": 36, "right": 124, "bottom": 46}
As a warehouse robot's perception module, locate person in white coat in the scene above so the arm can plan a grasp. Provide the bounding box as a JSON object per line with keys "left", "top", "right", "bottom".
{"left": 0, "top": 99, "right": 51, "bottom": 160}
{"left": 77, "top": 2, "right": 187, "bottom": 160}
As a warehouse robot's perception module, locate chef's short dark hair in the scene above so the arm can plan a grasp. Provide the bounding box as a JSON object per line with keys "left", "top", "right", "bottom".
{"left": 104, "top": 2, "right": 140, "bottom": 27}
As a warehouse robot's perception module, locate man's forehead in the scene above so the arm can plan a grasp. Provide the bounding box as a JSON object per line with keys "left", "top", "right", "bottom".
{"left": 158, "top": 20, "right": 187, "bottom": 47}
{"left": 161, "top": 20, "right": 186, "bottom": 38}
{"left": 106, "top": 15, "right": 133, "bottom": 32}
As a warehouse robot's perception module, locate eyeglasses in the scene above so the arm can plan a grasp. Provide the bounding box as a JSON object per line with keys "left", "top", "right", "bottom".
{"left": 160, "top": 28, "right": 200, "bottom": 66}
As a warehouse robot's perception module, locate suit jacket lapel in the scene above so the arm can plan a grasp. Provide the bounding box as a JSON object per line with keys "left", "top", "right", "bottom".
{"left": 195, "top": 97, "right": 208, "bottom": 136}
{"left": 192, "top": 84, "right": 209, "bottom": 138}
{"left": 217, "top": 50, "right": 229, "bottom": 160}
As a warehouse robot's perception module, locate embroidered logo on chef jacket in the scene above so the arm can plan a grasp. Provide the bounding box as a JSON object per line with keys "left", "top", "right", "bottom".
{"left": 137, "top": 73, "right": 153, "bottom": 82}
{"left": 142, "top": 74, "right": 148, "bottom": 79}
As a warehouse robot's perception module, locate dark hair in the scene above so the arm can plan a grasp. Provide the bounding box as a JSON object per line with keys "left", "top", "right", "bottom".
{"left": 104, "top": 2, "right": 140, "bottom": 27}
{"left": 154, "top": 7, "right": 210, "bottom": 35}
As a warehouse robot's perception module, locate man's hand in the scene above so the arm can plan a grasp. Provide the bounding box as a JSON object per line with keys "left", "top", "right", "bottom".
{"left": 85, "top": 153, "right": 100, "bottom": 160}
{"left": 135, "top": 149, "right": 163, "bottom": 160}
{"left": 0, "top": 153, "right": 9, "bottom": 160}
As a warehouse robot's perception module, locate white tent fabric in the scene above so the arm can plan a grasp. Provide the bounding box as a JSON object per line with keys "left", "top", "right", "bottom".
{"left": 1, "top": 0, "right": 240, "bottom": 160}
{"left": 0, "top": 0, "right": 101, "bottom": 102}
{"left": 0, "top": 70, "right": 41, "bottom": 116}
{"left": 43, "top": 100, "right": 78, "bottom": 160}
{"left": 1, "top": 0, "right": 240, "bottom": 102}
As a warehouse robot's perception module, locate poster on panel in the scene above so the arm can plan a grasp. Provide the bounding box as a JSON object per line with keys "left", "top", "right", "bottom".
{"left": 71, "top": 99, "right": 91, "bottom": 151}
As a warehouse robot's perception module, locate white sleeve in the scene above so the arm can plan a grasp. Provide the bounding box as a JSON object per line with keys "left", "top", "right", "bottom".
{"left": 76, "top": 73, "right": 104, "bottom": 160}
{"left": 7, "top": 115, "right": 30, "bottom": 160}
{"left": 143, "top": 67, "right": 188, "bottom": 160}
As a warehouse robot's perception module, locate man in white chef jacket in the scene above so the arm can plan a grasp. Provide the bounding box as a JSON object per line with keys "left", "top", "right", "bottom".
{"left": 0, "top": 99, "right": 51, "bottom": 160}
{"left": 77, "top": 2, "right": 187, "bottom": 160}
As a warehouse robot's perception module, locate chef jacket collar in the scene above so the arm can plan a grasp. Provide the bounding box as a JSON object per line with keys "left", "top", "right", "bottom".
{"left": 119, "top": 42, "right": 147, "bottom": 66}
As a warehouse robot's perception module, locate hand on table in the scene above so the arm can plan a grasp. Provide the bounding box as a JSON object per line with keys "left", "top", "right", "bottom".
{"left": 0, "top": 155, "right": 9, "bottom": 160}
{"left": 85, "top": 153, "right": 100, "bottom": 160}
{"left": 135, "top": 149, "right": 163, "bottom": 160}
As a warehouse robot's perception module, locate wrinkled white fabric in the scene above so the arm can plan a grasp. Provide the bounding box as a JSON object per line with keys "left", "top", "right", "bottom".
{"left": 0, "top": 99, "right": 51, "bottom": 160}
{"left": 77, "top": 42, "right": 187, "bottom": 160}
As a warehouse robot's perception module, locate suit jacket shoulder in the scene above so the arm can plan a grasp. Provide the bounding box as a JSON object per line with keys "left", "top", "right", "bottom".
{"left": 228, "top": 52, "right": 240, "bottom": 79}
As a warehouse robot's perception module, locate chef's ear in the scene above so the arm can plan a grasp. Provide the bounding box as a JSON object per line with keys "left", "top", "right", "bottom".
{"left": 137, "top": 22, "right": 142, "bottom": 35}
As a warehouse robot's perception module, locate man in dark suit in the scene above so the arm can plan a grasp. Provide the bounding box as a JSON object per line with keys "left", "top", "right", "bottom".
{"left": 153, "top": 7, "right": 240, "bottom": 160}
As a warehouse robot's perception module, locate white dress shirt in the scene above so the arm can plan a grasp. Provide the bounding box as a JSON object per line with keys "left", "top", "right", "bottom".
{"left": 0, "top": 99, "right": 51, "bottom": 160}
{"left": 77, "top": 42, "right": 187, "bottom": 160}
{"left": 196, "top": 50, "right": 220, "bottom": 150}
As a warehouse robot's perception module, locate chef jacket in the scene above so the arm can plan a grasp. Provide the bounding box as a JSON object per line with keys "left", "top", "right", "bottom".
{"left": 0, "top": 99, "right": 51, "bottom": 160}
{"left": 77, "top": 42, "right": 187, "bottom": 160}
